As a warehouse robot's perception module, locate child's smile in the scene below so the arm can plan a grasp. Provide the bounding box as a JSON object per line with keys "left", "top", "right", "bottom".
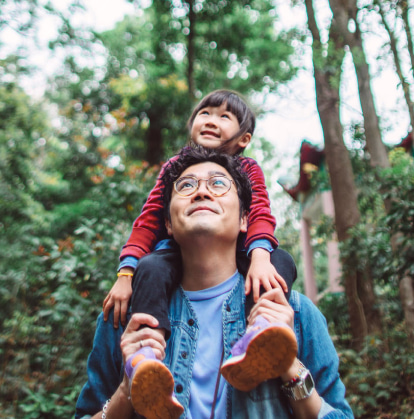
{"left": 191, "top": 103, "right": 242, "bottom": 152}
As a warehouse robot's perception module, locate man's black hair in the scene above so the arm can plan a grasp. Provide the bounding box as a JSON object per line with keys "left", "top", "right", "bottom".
{"left": 161, "top": 145, "right": 252, "bottom": 220}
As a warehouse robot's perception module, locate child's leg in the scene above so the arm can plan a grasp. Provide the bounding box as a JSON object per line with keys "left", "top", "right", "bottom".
{"left": 126, "top": 347, "right": 184, "bottom": 419}
{"left": 240, "top": 247, "right": 297, "bottom": 319}
{"left": 126, "top": 249, "right": 183, "bottom": 417}
{"left": 130, "top": 248, "right": 182, "bottom": 339}
{"left": 222, "top": 248, "right": 298, "bottom": 392}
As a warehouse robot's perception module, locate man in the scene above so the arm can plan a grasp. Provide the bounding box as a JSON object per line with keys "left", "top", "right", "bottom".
{"left": 76, "top": 147, "right": 353, "bottom": 418}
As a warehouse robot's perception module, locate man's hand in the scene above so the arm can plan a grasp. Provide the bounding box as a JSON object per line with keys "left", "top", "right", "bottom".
{"left": 247, "top": 288, "right": 294, "bottom": 330}
{"left": 245, "top": 248, "right": 288, "bottom": 302}
{"left": 103, "top": 269, "right": 134, "bottom": 328}
{"left": 120, "top": 313, "right": 167, "bottom": 363}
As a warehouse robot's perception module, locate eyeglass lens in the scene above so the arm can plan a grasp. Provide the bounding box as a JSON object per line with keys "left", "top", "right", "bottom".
{"left": 175, "top": 175, "right": 231, "bottom": 196}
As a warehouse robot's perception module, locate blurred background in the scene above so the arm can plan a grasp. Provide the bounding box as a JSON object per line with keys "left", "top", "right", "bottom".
{"left": 1, "top": 0, "right": 413, "bottom": 417}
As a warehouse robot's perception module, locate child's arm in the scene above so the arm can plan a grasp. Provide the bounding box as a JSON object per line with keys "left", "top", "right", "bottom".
{"left": 240, "top": 158, "right": 288, "bottom": 300}
{"left": 120, "top": 161, "right": 173, "bottom": 260}
{"left": 105, "top": 158, "right": 176, "bottom": 327}
{"left": 245, "top": 247, "right": 288, "bottom": 302}
{"left": 103, "top": 267, "right": 134, "bottom": 328}
{"left": 240, "top": 157, "right": 278, "bottom": 249}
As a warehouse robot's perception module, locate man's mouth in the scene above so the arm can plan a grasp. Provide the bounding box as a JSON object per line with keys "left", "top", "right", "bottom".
{"left": 187, "top": 205, "right": 218, "bottom": 215}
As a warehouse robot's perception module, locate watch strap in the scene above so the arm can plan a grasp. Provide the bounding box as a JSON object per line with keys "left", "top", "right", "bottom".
{"left": 281, "top": 360, "right": 315, "bottom": 400}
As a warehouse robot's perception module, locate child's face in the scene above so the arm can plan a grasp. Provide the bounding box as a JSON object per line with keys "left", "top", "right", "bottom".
{"left": 190, "top": 103, "right": 251, "bottom": 155}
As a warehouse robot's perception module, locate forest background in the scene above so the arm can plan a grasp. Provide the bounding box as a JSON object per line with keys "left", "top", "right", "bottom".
{"left": 1, "top": 0, "right": 413, "bottom": 418}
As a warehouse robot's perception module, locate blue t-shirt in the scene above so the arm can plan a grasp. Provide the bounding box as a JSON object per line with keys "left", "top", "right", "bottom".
{"left": 183, "top": 271, "right": 239, "bottom": 419}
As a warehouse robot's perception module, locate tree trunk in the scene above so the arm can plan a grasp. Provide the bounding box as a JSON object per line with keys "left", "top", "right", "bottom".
{"left": 304, "top": 0, "right": 369, "bottom": 349}
{"left": 329, "top": 0, "right": 389, "bottom": 168}
{"left": 399, "top": 276, "right": 414, "bottom": 347}
{"left": 349, "top": 34, "right": 389, "bottom": 167}
{"left": 375, "top": 1, "right": 414, "bottom": 344}
{"left": 401, "top": 2, "right": 414, "bottom": 84}
{"left": 391, "top": 233, "right": 414, "bottom": 347}
{"left": 304, "top": 0, "right": 384, "bottom": 349}
{"left": 377, "top": 0, "right": 414, "bottom": 129}
{"left": 187, "top": 0, "right": 196, "bottom": 100}
{"left": 146, "top": 120, "right": 163, "bottom": 165}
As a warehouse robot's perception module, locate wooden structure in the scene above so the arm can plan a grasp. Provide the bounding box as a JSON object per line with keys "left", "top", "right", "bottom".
{"left": 279, "top": 140, "right": 343, "bottom": 302}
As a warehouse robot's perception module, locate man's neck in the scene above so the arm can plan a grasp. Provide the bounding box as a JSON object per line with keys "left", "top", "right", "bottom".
{"left": 180, "top": 239, "right": 238, "bottom": 291}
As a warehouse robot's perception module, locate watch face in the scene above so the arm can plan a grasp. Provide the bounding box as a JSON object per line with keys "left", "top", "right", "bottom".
{"left": 304, "top": 372, "right": 314, "bottom": 393}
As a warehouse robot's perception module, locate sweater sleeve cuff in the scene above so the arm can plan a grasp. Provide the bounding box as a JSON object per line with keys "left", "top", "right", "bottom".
{"left": 118, "top": 256, "right": 139, "bottom": 271}
{"left": 317, "top": 397, "right": 335, "bottom": 418}
{"left": 247, "top": 239, "right": 274, "bottom": 256}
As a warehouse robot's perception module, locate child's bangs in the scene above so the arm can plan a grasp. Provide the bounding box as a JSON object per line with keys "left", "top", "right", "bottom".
{"left": 201, "top": 91, "right": 247, "bottom": 124}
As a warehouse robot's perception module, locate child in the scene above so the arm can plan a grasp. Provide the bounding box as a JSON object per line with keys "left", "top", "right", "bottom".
{"left": 103, "top": 90, "right": 297, "bottom": 418}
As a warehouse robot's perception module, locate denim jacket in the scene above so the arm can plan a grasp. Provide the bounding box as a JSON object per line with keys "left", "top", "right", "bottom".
{"left": 75, "top": 276, "right": 353, "bottom": 418}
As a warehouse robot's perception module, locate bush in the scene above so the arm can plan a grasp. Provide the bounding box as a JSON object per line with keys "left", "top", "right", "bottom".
{"left": 0, "top": 160, "right": 157, "bottom": 418}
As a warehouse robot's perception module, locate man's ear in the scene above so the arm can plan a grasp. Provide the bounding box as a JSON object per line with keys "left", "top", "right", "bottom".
{"left": 165, "top": 218, "right": 173, "bottom": 236}
{"left": 240, "top": 212, "right": 248, "bottom": 233}
{"left": 237, "top": 133, "right": 251, "bottom": 151}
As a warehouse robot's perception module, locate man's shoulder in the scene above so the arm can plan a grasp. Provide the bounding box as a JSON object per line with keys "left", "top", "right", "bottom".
{"left": 290, "top": 291, "right": 323, "bottom": 314}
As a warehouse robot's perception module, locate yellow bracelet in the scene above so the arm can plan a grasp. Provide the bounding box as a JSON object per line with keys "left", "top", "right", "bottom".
{"left": 117, "top": 272, "right": 134, "bottom": 277}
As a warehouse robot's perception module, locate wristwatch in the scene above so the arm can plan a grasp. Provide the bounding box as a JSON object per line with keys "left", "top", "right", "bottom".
{"left": 281, "top": 360, "right": 315, "bottom": 400}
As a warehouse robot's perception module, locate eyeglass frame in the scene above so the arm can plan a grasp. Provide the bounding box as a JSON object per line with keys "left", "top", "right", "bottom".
{"left": 173, "top": 174, "right": 234, "bottom": 197}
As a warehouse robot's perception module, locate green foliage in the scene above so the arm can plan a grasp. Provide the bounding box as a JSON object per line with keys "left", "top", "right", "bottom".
{"left": 2, "top": 2, "right": 414, "bottom": 417}
{"left": 325, "top": 141, "right": 414, "bottom": 416}
{"left": 318, "top": 285, "right": 413, "bottom": 418}
{"left": 47, "top": 0, "right": 299, "bottom": 165}
{"left": 382, "top": 149, "right": 414, "bottom": 278}
{"left": 0, "top": 82, "right": 157, "bottom": 415}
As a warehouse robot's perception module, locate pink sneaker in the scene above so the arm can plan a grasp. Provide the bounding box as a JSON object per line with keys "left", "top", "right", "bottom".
{"left": 220, "top": 316, "right": 297, "bottom": 392}
{"left": 125, "top": 347, "right": 184, "bottom": 419}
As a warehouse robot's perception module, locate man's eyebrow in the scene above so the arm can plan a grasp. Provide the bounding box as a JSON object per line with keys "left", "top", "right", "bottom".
{"left": 208, "top": 170, "right": 228, "bottom": 177}
{"left": 180, "top": 170, "right": 228, "bottom": 178}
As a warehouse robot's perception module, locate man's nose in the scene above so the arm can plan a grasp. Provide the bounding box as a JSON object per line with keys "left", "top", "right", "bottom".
{"left": 192, "top": 180, "right": 213, "bottom": 200}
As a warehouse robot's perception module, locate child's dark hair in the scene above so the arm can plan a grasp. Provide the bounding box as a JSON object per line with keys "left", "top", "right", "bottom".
{"left": 187, "top": 90, "right": 256, "bottom": 154}
{"left": 161, "top": 145, "right": 252, "bottom": 221}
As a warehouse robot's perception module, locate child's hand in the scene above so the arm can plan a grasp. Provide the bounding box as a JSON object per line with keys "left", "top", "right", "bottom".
{"left": 245, "top": 248, "right": 288, "bottom": 302}
{"left": 103, "top": 269, "right": 134, "bottom": 328}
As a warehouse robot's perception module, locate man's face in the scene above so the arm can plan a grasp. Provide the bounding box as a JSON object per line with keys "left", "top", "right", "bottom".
{"left": 165, "top": 162, "right": 247, "bottom": 245}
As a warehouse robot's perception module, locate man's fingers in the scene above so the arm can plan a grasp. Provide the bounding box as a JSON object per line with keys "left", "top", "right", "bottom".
{"left": 124, "top": 313, "right": 159, "bottom": 334}
{"left": 258, "top": 288, "right": 288, "bottom": 305}
{"left": 122, "top": 336, "right": 166, "bottom": 361}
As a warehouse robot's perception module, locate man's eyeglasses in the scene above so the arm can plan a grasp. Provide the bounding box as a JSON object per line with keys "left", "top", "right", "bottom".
{"left": 173, "top": 175, "right": 234, "bottom": 197}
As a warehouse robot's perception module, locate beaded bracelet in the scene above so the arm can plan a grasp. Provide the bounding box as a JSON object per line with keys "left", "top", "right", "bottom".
{"left": 102, "top": 399, "right": 111, "bottom": 419}
{"left": 117, "top": 272, "right": 134, "bottom": 277}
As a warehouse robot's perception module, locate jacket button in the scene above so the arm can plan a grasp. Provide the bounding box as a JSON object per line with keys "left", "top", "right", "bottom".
{"left": 188, "top": 319, "right": 194, "bottom": 326}
{"left": 176, "top": 384, "right": 183, "bottom": 393}
{"left": 181, "top": 351, "right": 187, "bottom": 359}
{"left": 226, "top": 305, "right": 231, "bottom": 312}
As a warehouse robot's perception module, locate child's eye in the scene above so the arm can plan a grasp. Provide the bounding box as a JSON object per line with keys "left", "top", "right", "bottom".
{"left": 221, "top": 113, "right": 231, "bottom": 119}
{"left": 199, "top": 110, "right": 209, "bottom": 116}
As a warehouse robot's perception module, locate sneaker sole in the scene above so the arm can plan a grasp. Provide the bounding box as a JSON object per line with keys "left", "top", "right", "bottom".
{"left": 130, "top": 360, "right": 184, "bottom": 419}
{"left": 220, "top": 326, "right": 298, "bottom": 392}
